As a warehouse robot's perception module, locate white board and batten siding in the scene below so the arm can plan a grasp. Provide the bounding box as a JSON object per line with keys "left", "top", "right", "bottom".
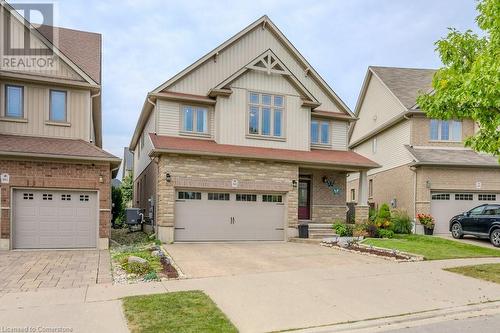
{"left": 166, "top": 26, "right": 342, "bottom": 113}
{"left": 331, "top": 121, "right": 348, "bottom": 151}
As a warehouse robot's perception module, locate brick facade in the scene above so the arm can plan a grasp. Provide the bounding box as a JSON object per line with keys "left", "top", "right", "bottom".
{"left": 0, "top": 158, "right": 112, "bottom": 249}
{"left": 410, "top": 116, "right": 475, "bottom": 147}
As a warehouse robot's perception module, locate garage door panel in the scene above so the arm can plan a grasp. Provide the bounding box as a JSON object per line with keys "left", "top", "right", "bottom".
{"left": 175, "top": 192, "right": 285, "bottom": 241}
{"left": 13, "top": 190, "right": 97, "bottom": 249}
{"left": 431, "top": 192, "right": 500, "bottom": 234}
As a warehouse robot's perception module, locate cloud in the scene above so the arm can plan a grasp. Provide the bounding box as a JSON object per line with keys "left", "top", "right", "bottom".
{"left": 50, "top": 0, "right": 478, "bottom": 173}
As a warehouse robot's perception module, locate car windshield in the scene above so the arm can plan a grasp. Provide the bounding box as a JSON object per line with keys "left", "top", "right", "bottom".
{"left": 468, "top": 206, "right": 485, "bottom": 215}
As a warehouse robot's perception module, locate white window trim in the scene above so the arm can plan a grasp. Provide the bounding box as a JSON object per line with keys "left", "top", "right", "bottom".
{"left": 1, "top": 83, "right": 27, "bottom": 122}
{"left": 429, "top": 119, "right": 462, "bottom": 142}
{"left": 311, "top": 118, "right": 331, "bottom": 147}
{"left": 179, "top": 104, "right": 210, "bottom": 137}
{"left": 246, "top": 91, "right": 285, "bottom": 140}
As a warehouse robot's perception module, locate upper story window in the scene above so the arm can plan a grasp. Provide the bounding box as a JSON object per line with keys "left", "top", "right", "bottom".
{"left": 429, "top": 119, "right": 461, "bottom": 141}
{"left": 311, "top": 119, "right": 330, "bottom": 145}
{"left": 49, "top": 90, "right": 67, "bottom": 122}
{"left": 5, "top": 85, "right": 24, "bottom": 118}
{"left": 182, "top": 105, "right": 208, "bottom": 134}
{"left": 248, "top": 92, "right": 284, "bottom": 138}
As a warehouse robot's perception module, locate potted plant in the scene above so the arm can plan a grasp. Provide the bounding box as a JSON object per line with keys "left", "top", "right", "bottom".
{"left": 417, "top": 213, "right": 435, "bottom": 235}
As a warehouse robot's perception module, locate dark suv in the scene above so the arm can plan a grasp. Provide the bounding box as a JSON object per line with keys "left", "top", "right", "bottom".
{"left": 449, "top": 204, "right": 500, "bottom": 247}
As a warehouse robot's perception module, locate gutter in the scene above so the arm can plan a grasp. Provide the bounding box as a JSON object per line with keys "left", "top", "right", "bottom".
{"left": 149, "top": 147, "right": 380, "bottom": 170}
{"left": 0, "top": 151, "right": 121, "bottom": 165}
{"left": 408, "top": 161, "right": 500, "bottom": 169}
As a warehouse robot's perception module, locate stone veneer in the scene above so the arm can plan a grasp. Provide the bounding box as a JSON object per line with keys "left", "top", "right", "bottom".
{"left": 156, "top": 154, "right": 299, "bottom": 243}
{"left": 0, "top": 158, "right": 112, "bottom": 250}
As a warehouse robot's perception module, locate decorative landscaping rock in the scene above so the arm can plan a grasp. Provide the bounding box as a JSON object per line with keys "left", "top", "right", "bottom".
{"left": 128, "top": 256, "right": 148, "bottom": 264}
{"left": 151, "top": 250, "right": 162, "bottom": 257}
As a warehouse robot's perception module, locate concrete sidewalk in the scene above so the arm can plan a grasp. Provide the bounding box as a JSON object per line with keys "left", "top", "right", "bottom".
{"left": 1, "top": 256, "right": 499, "bottom": 333}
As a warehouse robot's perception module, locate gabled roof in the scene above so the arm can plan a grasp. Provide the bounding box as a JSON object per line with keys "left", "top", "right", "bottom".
{"left": 37, "top": 25, "right": 102, "bottom": 84}
{"left": 369, "top": 66, "right": 436, "bottom": 109}
{"left": 405, "top": 145, "right": 500, "bottom": 168}
{"left": 1, "top": 1, "right": 99, "bottom": 86}
{"left": 152, "top": 15, "right": 353, "bottom": 116}
{"left": 149, "top": 134, "right": 379, "bottom": 169}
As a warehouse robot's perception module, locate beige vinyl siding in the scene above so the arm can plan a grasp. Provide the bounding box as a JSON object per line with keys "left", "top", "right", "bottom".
{"left": 133, "top": 109, "right": 156, "bottom": 180}
{"left": 167, "top": 26, "right": 342, "bottom": 113}
{"left": 0, "top": 81, "right": 91, "bottom": 140}
{"left": 215, "top": 71, "right": 310, "bottom": 151}
{"left": 352, "top": 120, "right": 413, "bottom": 176}
{"left": 331, "top": 121, "right": 348, "bottom": 151}
{"left": 350, "top": 74, "right": 406, "bottom": 144}
{"left": 157, "top": 99, "right": 215, "bottom": 138}
{"left": 0, "top": 8, "right": 84, "bottom": 82}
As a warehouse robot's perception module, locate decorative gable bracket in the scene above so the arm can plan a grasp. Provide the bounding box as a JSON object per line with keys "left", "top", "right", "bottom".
{"left": 247, "top": 50, "right": 289, "bottom": 76}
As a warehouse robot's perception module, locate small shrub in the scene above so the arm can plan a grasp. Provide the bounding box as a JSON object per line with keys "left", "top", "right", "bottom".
{"left": 378, "top": 203, "right": 391, "bottom": 219}
{"left": 143, "top": 271, "right": 159, "bottom": 281}
{"left": 333, "top": 223, "right": 354, "bottom": 237}
{"left": 369, "top": 207, "right": 378, "bottom": 222}
{"left": 391, "top": 209, "right": 412, "bottom": 234}
{"left": 375, "top": 217, "right": 392, "bottom": 229}
{"left": 124, "top": 260, "right": 151, "bottom": 275}
{"left": 378, "top": 229, "right": 394, "bottom": 239}
{"left": 353, "top": 224, "right": 368, "bottom": 237}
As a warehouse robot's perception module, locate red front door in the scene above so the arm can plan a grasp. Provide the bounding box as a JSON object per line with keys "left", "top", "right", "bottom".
{"left": 298, "top": 180, "right": 310, "bottom": 220}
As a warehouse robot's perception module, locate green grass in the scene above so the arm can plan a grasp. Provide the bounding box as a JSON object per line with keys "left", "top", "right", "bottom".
{"left": 112, "top": 249, "right": 162, "bottom": 275}
{"left": 122, "top": 291, "right": 238, "bottom": 333}
{"left": 362, "top": 234, "right": 500, "bottom": 260}
{"left": 445, "top": 263, "right": 500, "bottom": 284}
{"left": 110, "top": 228, "right": 151, "bottom": 247}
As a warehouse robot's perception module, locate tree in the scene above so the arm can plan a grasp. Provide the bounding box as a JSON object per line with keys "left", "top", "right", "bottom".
{"left": 111, "top": 186, "right": 123, "bottom": 226}
{"left": 121, "top": 173, "right": 134, "bottom": 207}
{"left": 417, "top": 0, "right": 499, "bottom": 162}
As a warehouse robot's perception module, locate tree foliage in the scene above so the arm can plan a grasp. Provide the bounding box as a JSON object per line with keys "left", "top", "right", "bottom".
{"left": 417, "top": 0, "right": 500, "bottom": 162}
{"left": 121, "top": 173, "right": 134, "bottom": 206}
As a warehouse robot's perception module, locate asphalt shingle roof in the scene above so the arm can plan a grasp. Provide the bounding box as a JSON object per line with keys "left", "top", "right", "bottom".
{"left": 405, "top": 146, "right": 499, "bottom": 167}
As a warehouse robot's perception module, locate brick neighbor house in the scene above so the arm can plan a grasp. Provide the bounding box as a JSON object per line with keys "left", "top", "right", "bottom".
{"left": 347, "top": 66, "right": 500, "bottom": 234}
{"left": 129, "top": 16, "right": 378, "bottom": 243}
{"left": 0, "top": 3, "right": 120, "bottom": 250}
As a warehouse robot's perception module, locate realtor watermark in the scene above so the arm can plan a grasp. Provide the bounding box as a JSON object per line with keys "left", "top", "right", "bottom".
{"left": 0, "top": 326, "right": 73, "bottom": 333}
{"left": 1, "top": 1, "right": 57, "bottom": 71}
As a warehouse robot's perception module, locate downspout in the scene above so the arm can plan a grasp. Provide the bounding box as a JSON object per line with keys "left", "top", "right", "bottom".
{"left": 410, "top": 165, "right": 417, "bottom": 233}
{"left": 90, "top": 91, "right": 101, "bottom": 144}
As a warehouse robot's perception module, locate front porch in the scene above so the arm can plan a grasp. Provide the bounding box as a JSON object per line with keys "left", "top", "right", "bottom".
{"left": 298, "top": 167, "right": 370, "bottom": 239}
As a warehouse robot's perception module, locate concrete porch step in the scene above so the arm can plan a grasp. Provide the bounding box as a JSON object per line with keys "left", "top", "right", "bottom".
{"left": 309, "top": 230, "right": 338, "bottom": 239}
{"left": 307, "top": 223, "right": 333, "bottom": 229}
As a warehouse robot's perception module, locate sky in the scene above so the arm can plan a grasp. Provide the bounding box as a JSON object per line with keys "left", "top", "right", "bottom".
{"left": 43, "top": 0, "right": 480, "bottom": 178}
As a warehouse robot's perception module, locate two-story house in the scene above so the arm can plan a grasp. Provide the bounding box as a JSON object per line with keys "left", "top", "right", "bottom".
{"left": 129, "top": 16, "right": 378, "bottom": 243}
{"left": 347, "top": 66, "right": 500, "bottom": 234}
{"left": 0, "top": 3, "right": 120, "bottom": 249}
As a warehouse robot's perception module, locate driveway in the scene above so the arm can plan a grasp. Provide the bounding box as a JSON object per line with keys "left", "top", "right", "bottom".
{"left": 164, "top": 242, "right": 500, "bottom": 332}
{"left": 165, "top": 241, "right": 379, "bottom": 278}
{"left": 0, "top": 250, "right": 112, "bottom": 293}
{"left": 438, "top": 234, "right": 499, "bottom": 249}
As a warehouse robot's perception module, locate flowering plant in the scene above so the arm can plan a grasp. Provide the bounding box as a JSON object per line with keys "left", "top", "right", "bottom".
{"left": 417, "top": 213, "right": 435, "bottom": 229}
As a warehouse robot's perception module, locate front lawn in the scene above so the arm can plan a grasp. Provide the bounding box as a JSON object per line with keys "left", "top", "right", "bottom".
{"left": 122, "top": 291, "right": 237, "bottom": 333}
{"left": 445, "top": 263, "right": 500, "bottom": 284}
{"left": 362, "top": 234, "right": 500, "bottom": 260}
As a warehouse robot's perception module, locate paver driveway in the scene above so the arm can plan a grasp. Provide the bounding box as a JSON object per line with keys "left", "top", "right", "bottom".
{"left": 0, "top": 250, "right": 111, "bottom": 293}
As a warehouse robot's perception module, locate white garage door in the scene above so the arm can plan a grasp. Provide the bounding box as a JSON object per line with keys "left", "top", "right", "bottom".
{"left": 175, "top": 191, "right": 285, "bottom": 241}
{"left": 13, "top": 189, "right": 98, "bottom": 249}
{"left": 430, "top": 192, "right": 500, "bottom": 234}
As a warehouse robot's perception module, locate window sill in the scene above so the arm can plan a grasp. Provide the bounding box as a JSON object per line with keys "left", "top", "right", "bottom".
{"left": 246, "top": 134, "right": 286, "bottom": 142}
{"left": 311, "top": 143, "right": 332, "bottom": 149}
{"left": 45, "top": 121, "right": 71, "bottom": 127}
{"left": 0, "top": 117, "right": 28, "bottom": 123}
{"left": 179, "top": 131, "right": 211, "bottom": 138}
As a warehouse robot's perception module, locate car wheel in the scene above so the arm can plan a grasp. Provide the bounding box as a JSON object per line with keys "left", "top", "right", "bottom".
{"left": 451, "top": 223, "right": 464, "bottom": 239}
{"left": 490, "top": 229, "right": 500, "bottom": 248}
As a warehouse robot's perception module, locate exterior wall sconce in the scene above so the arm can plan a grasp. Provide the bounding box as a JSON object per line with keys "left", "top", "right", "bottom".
{"left": 292, "top": 180, "right": 297, "bottom": 188}
{"left": 426, "top": 180, "right": 431, "bottom": 189}
{"left": 98, "top": 175, "right": 104, "bottom": 183}
{"left": 166, "top": 173, "right": 172, "bottom": 183}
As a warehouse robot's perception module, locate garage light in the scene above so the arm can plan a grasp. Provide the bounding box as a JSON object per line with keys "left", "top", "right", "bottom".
{"left": 166, "top": 173, "right": 172, "bottom": 183}
{"left": 292, "top": 180, "right": 297, "bottom": 188}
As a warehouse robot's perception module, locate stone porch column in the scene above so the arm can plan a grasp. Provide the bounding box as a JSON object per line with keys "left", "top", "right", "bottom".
{"left": 355, "top": 170, "right": 369, "bottom": 224}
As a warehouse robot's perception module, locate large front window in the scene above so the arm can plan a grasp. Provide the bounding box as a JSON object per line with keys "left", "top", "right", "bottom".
{"left": 248, "top": 92, "right": 284, "bottom": 138}
{"left": 182, "top": 106, "right": 208, "bottom": 134}
{"left": 429, "top": 119, "right": 461, "bottom": 141}
{"left": 5, "top": 85, "right": 24, "bottom": 118}
{"left": 311, "top": 119, "right": 330, "bottom": 145}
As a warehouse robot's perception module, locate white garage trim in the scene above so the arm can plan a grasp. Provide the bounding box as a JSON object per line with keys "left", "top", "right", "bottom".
{"left": 10, "top": 187, "right": 100, "bottom": 250}
{"left": 174, "top": 189, "right": 287, "bottom": 242}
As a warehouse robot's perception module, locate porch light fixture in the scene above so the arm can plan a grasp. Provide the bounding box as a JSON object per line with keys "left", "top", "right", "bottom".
{"left": 98, "top": 175, "right": 104, "bottom": 183}
{"left": 166, "top": 173, "right": 172, "bottom": 183}
{"left": 292, "top": 180, "right": 297, "bottom": 188}
{"left": 426, "top": 180, "right": 431, "bottom": 189}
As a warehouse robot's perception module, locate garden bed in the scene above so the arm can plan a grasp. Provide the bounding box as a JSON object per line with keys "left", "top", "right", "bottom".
{"left": 321, "top": 238, "right": 423, "bottom": 262}
{"left": 110, "top": 229, "right": 180, "bottom": 283}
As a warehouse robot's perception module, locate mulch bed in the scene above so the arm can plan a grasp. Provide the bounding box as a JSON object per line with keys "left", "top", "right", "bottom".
{"left": 160, "top": 257, "right": 179, "bottom": 279}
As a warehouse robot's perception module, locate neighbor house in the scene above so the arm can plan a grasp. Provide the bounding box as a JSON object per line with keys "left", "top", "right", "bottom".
{"left": 129, "top": 16, "right": 378, "bottom": 243}
{"left": 0, "top": 3, "right": 120, "bottom": 249}
{"left": 347, "top": 66, "right": 500, "bottom": 234}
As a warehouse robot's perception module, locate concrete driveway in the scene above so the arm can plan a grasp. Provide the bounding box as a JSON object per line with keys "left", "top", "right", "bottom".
{"left": 165, "top": 241, "right": 379, "bottom": 278}
{"left": 0, "top": 250, "right": 112, "bottom": 293}
{"left": 438, "top": 234, "right": 499, "bottom": 249}
{"left": 164, "top": 242, "right": 500, "bottom": 332}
